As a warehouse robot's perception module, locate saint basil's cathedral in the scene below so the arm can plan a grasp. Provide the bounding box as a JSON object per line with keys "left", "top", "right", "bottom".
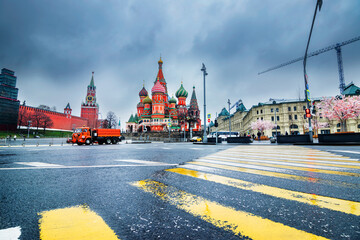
{"left": 126, "top": 58, "right": 201, "bottom": 132}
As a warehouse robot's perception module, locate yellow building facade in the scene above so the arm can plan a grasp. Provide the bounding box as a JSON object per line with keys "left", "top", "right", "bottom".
{"left": 212, "top": 98, "right": 360, "bottom": 137}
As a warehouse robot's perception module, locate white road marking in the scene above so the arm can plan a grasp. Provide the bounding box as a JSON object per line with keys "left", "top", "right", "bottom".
{"left": 222, "top": 152, "right": 358, "bottom": 161}
{"left": 15, "top": 162, "right": 63, "bottom": 167}
{"left": 331, "top": 150, "right": 360, "bottom": 155}
{"left": 215, "top": 154, "right": 360, "bottom": 166}
{"left": 199, "top": 157, "right": 345, "bottom": 171}
{"left": 0, "top": 226, "right": 21, "bottom": 240}
{"left": 162, "top": 147, "right": 171, "bottom": 150}
{"left": 115, "top": 159, "right": 176, "bottom": 165}
{"left": 0, "top": 164, "right": 177, "bottom": 170}
{"left": 190, "top": 148, "right": 203, "bottom": 150}
{"left": 194, "top": 159, "right": 291, "bottom": 173}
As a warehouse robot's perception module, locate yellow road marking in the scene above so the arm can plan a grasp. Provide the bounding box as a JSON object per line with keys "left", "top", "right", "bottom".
{"left": 133, "top": 179, "right": 329, "bottom": 240}
{"left": 215, "top": 154, "right": 360, "bottom": 169}
{"left": 166, "top": 168, "right": 360, "bottom": 216}
{"left": 39, "top": 205, "right": 120, "bottom": 240}
{"left": 187, "top": 161, "right": 358, "bottom": 188}
{"left": 202, "top": 157, "right": 360, "bottom": 177}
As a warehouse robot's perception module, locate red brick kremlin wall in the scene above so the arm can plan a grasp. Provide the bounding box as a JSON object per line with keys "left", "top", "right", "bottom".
{"left": 19, "top": 105, "right": 88, "bottom": 131}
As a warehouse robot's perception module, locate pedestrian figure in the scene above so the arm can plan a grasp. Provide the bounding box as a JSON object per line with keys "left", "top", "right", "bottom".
{"left": 243, "top": 133, "right": 246, "bottom": 137}
{"left": 285, "top": 131, "right": 289, "bottom": 135}
{"left": 257, "top": 131, "right": 261, "bottom": 141}
{"left": 13, "top": 135, "right": 16, "bottom": 141}
{"left": 23, "top": 135, "right": 26, "bottom": 141}
{"left": 252, "top": 133, "right": 255, "bottom": 139}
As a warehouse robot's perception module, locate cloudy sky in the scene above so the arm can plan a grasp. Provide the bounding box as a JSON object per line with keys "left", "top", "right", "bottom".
{"left": 1, "top": 0, "right": 359, "bottom": 127}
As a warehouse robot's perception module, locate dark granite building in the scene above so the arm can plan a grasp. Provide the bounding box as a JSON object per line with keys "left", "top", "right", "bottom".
{"left": 0, "top": 68, "right": 20, "bottom": 131}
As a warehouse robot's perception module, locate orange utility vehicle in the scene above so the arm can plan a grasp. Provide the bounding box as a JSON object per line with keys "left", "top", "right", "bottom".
{"left": 67, "top": 127, "right": 122, "bottom": 145}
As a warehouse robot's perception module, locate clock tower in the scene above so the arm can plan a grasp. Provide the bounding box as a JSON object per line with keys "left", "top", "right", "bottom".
{"left": 81, "top": 72, "right": 99, "bottom": 128}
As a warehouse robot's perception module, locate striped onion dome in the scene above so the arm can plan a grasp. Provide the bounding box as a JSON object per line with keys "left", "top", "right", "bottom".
{"left": 151, "top": 79, "right": 166, "bottom": 93}
{"left": 169, "top": 95, "right": 177, "bottom": 104}
{"left": 139, "top": 86, "right": 148, "bottom": 97}
{"left": 175, "top": 83, "right": 188, "bottom": 98}
{"left": 143, "top": 96, "right": 152, "bottom": 104}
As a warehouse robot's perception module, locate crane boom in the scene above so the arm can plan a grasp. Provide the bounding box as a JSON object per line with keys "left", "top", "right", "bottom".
{"left": 258, "top": 36, "right": 360, "bottom": 75}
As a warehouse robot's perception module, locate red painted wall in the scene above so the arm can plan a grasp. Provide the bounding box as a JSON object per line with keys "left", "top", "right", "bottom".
{"left": 19, "top": 105, "right": 89, "bottom": 131}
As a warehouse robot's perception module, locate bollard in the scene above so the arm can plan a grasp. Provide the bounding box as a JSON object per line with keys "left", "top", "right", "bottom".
{"left": 61, "top": 142, "right": 63, "bottom": 146}
{"left": 22, "top": 143, "right": 25, "bottom": 147}
{"left": 49, "top": 143, "right": 52, "bottom": 146}
{"left": 36, "top": 143, "right": 39, "bottom": 147}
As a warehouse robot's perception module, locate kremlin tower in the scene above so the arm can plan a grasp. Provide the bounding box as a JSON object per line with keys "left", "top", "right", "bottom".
{"left": 126, "top": 58, "right": 200, "bottom": 133}
{"left": 81, "top": 72, "right": 99, "bottom": 128}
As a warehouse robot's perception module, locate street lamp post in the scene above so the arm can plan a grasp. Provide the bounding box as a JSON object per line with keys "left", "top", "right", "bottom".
{"left": 303, "top": 0, "right": 323, "bottom": 142}
{"left": 201, "top": 63, "right": 208, "bottom": 143}
{"left": 228, "top": 99, "right": 231, "bottom": 136}
{"left": 275, "top": 108, "right": 278, "bottom": 137}
{"left": 27, "top": 120, "right": 32, "bottom": 138}
{"left": 216, "top": 112, "right": 218, "bottom": 144}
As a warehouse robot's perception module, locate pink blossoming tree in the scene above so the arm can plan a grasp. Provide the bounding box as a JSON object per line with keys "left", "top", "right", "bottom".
{"left": 317, "top": 95, "right": 360, "bottom": 132}
{"left": 251, "top": 119, "right": 276, "bottom": 135}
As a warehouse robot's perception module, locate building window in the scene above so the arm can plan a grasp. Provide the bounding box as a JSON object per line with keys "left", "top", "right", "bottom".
{"left": 336, "top": 123, "right": 341, "bottom": 127}
{"left": 303, "top": 106, "right": 306, "bottom": 110}
{"left": 261, "top": 117, "right": 263, "bottom": 120}
{"left": 260, "top": 109, "right": 263, "bottom": 114}
{"left": 294, "top": 115, "right": 297, "bottom": 120}
{"left": 288, "top": 107, "right": 291, "bottom": 111}
{"left": 277, "top": 116, "right": 280, "bottom": 121}
{"left": 271, "top": 108, "right": 273, "bottom": 113}
{"left": 358, "top": 124, "right": 360, "bottom": 128}
{"left": 257, "top": 110, "right": 259, "bottom": 114}
{"left": 276, "top": 108, "right": 279, "bottom": 112}
{"left": 294, "top": 106, "right": 297, "bottom": 111}
{"left": 271, "top": 116, "right": 274, "bottom": 121}
{"left": 289, "top": 115, "right": 292, "bottom": 120}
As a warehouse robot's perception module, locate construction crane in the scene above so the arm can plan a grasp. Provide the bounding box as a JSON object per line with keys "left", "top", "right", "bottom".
{"left": 258, "top": 36, "right": 360, "bottom": 94}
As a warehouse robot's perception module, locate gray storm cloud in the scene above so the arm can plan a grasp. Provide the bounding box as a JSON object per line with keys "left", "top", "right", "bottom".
{"left": 0, "top": 0, "right": 359, "bottom": 126}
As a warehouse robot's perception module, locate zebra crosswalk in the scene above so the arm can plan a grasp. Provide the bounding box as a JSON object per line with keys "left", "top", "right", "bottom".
{"left": 133, "top": 145, "right": 360, "bottom": 239}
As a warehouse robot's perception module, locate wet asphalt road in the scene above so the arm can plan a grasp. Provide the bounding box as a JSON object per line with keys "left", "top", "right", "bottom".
{"left": 0, "top": 141, "right": 359, "bottom": 240}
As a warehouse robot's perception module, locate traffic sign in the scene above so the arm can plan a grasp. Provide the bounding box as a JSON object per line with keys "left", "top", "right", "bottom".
{"left": 207, "top": 114, "right": 211, "bottom": 119}
{"left": 207, "top": 119, "right": 210, "bottom": 123}
{"left": 168, "top": 123, "right": 171, "bottom": 126}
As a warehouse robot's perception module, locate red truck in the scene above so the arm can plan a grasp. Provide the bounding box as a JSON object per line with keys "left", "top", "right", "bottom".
{"left": 67, "top": 127, "right": 122, "bottom": 145}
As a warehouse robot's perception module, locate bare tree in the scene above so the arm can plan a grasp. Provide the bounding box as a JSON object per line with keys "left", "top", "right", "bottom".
{"left": 106, "top": 111, "right": 118, "bottom": 129}
{"left": 31, "top": 111, "right": 44, "bottom": 133}
{"left": 18, "top": 108, "right": 31, "bottom": 129}
{"left": 41, "top": 114, "right": 53, "bottom": 133}
{"left": 101, "top": 119, "right": 109, "bottom": 129}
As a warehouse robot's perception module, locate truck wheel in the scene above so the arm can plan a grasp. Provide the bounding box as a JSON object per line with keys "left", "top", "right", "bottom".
{"left": 112, "top": 138, "right": 118, "bottom": 144}
{"left": 105, "top": 138, "right": 111, "bottom": 144}
{"left": 98, "top": 141, "right": 103, "bottom": 145}
{"left": 85, "top": 139, "right": 91, "bottom": 145}
{"left": 77, "top": 142, "right": 83, "bottom": 146}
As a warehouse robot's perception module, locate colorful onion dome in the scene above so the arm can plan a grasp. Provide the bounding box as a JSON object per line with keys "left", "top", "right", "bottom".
{"left": 143, "top": 96, "right": 152, "bottom": 104}
{"left": 151, "top": 79, "right": 166, "bottom": 93}
{"left": 139, "top": 86, "right": 148, "bottom": 97}
{"left": 158, "top": 57, "right": 163, "bottom": 64}
{"left": 175, "top": 82, "right": 188, "bottom": 98}
{"left": 169, "top": 95, "right": 177, "bottom": 104}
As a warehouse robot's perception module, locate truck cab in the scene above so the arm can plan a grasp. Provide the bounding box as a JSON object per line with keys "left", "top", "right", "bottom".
{"left": 68, "top": 127, "right": 93, "bottom": 145}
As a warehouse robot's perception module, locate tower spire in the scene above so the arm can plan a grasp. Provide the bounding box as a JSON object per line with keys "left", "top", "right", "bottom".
{"left": 89, "top": 71, "right": 95, "bottom": 87}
